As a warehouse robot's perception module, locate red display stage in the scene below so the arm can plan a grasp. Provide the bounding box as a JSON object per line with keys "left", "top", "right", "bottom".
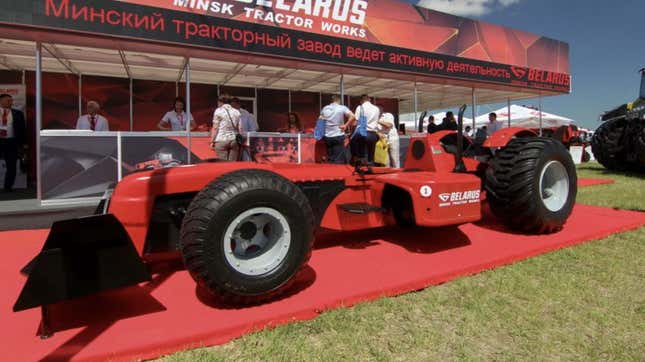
{"left": 2, "top": 204, "right": 643, "bottom": 362}
{"left": 577, "top": 178, "right": 615, "bottom": 188}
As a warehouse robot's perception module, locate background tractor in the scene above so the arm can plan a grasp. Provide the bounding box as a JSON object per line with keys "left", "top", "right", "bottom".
{"left": 592, "top": 68, "right": 645, "bottom": 171}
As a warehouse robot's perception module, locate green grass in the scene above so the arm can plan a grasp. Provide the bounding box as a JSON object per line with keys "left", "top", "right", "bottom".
{"left": 160, "top": 162, "right": 644, "bottom": 362}
{"left": 576, "top": 162, "right": 645, "bottom": 212}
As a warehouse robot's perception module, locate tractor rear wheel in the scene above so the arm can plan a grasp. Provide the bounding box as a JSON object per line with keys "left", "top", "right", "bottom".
{"left": 485, "top": 138, "right": 577, "bottom": 234}
{"left": 180, "top": 169, "right": 315, "bottom": 304}
{"left": 592, "top": 119, "right": 627, "bottom": 170}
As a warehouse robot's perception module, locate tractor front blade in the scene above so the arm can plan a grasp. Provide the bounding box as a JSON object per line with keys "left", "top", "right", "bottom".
{"left": 13, "top": 214, "right": 151, "bottom": 312}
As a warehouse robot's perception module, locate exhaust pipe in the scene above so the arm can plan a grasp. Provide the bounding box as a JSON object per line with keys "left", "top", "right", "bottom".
{"left": 453, "top": 104, "right": 468, "bottom": 173}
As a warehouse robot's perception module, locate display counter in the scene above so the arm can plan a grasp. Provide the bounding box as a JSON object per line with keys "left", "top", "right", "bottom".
{"left": 39, "top": 130, "right": 412, "bottom": 205}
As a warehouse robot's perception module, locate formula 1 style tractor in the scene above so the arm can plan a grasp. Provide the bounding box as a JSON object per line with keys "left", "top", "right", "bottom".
{"left": 592, "top": 68, "right": 645, "bottom": 171}
{"left": 14, "top": 105, "right": 578, "bottom": 338}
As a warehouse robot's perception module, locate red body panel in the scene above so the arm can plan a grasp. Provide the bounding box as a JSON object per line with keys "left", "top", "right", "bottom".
{"left": 375, "top": 172, "right": 482, "bottom": 227}
{"left": 405, "top": 132, "right": 481, "bottom": 173}
{"left": 108, "top": 162, "right": 354, "bottom": 254}
{"left": 108, "top": 132, "right": 490, "bottom": 257}
{"left": 483, "top": 127, "right": 537, "bottom": 148}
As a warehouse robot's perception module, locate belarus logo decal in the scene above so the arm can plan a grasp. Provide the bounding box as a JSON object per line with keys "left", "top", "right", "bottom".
{"left": 511, "top": 66, "right": 528, "bottom": 79}
{"left": 439, "top": 193, "right": 451, "bottom": 202}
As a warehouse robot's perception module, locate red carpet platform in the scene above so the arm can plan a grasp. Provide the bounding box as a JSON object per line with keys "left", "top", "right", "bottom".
{"left": 1, "top": 204, "right": 644, "bottom": 362}
{"left": 578, "top": 178, "right": 615, "bottom": 188}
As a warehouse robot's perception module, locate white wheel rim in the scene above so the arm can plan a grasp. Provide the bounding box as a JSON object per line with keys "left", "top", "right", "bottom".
{"left": 223, "top": 207, "right": 291, "bottom": 276}
{"left": 539, "top": 160, "right": 570, "bottom": 212}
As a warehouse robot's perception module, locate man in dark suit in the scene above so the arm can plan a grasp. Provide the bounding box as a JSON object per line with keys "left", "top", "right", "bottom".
{"left": 0, "top": 93, "right": 26, "bottom": 192}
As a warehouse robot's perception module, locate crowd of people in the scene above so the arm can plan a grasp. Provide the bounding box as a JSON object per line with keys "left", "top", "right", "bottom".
{"left": 318, "top": 94, "right": 400, "bottom": 168}
{"left": 59, "top": 93, "right": 405, "bottom": 167}
{"left": 4, "top": 90, "right": 491, "bottom": 193}
{"left": 427, "top": 111, "right": 503, "bottom": 144}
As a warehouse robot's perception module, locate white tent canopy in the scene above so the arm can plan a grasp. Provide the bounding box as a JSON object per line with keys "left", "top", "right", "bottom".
{"left": 474, "top": 105, "right": 574, "bottom": 129}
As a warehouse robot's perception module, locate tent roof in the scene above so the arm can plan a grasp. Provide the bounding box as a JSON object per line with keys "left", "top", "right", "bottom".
{"left": 0, "top": 28, "right": 554, "bottom": 110}
{"left": 474, "top": 104, "right": 574, "bottom": 129}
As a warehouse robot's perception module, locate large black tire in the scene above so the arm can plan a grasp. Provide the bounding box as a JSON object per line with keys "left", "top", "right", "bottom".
{"left": 485, "top": 138, "right": 577, "bottom": 234}
{"left": 635, "top": 120, "right": 645, "bottom": 169}
{"left": 591, "top": 119, "right": 627, "bottom": 170}
{"left": 180, "top": 169, "right": 315, "bottom": 304}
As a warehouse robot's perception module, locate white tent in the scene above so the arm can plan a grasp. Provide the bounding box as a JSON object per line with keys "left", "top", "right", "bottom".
{"left": 474, "top": 105, "right": 574, "bottom": 129}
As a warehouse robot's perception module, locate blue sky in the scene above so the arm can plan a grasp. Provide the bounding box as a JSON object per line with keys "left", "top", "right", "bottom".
{"left": 411, "top": 0, "right": 645, "bottom": 130}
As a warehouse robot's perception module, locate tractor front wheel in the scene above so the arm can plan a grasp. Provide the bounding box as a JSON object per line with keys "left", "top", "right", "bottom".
{"left": 180, "top": 169, "right": 315, "bottom": 304}
{"left": 485, "top": 138, "right": 577, "bottom": 234}
{"left": 591, "top": 119, "right": 627, "bottom": 170}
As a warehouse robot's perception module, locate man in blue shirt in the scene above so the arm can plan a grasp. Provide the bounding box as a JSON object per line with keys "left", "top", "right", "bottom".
{"left": 320, "top": 95, "right": 355, "bottom": 164}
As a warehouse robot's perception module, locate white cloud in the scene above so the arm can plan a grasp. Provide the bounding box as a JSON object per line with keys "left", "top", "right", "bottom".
{"left": 416, "top": 0, "right": 521, "bottom": 17}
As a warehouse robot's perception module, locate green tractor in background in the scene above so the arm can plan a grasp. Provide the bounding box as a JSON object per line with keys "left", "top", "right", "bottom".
{"left": 591, "top": 69, "right": 645, "bottom": 171}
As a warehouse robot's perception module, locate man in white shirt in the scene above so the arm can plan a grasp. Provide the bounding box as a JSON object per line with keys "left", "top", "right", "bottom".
{"left": 345, "top": 94, "right": 380, "bottom": 165}
{"left": 0, "top": 94, "right": 26, "bottom": 192}
{"left": 231, "top": 97, "right": 258, "bottom": 133}
{"left": 158, "top": 97, "right": 195, "bottom": 131}
{"left": 320, "top": 94, "right": 355, "bottom": 164}
{"left": 76, "top": 101, "right": 109, "bottom": 131}
{"left": 487, "top": 112, "right": 503, "bottom": 135}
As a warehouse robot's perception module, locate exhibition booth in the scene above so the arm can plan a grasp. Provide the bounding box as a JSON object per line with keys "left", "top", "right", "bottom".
{"left": 8, "top": 3, "right": 644, "bottom": 362}
{"left": 0, "top": 0, "right": 571, "bottom": 206}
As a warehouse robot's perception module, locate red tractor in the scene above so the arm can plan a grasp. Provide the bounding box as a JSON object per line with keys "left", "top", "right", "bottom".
{"left": 15, "top": 106, "right": 577, "bottom": 337}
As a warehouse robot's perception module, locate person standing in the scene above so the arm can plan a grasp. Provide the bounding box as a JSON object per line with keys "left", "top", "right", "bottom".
{"left": 76, "top": 101, "right": 109, "bottom": 131}
{"left": 320, "top": 94, "right": 355, "bottom": 164}
{"left": 158, "top": 97, "right": 195, "bottom": 131}
{"left": 282, "top": 112, "right": 303, "bottom": 134}
{"left": 0, "top": 94, "right": 26, "bottom": 192}
{"left": 464, "top": 125, "right": 473, "bottom": 137}
{"left": 344, "top": 94, "right": 380, "bottom": 165}
{"left": 427, "top": 115, "right": 438, "bottom": 134}
{"left": 438, "top": 111, "right": 458, "bottom": 131}
{"left": 487, "top": 112, "right": 503, "bottom": 135}
{"left": 231, "top": 97, "right": 258, "bottom": 133}
{"left": 210, "top": 95, "right": 242, "bottom": 161}
{"left": 378, "top": 113, "right": 400, "bottom": 168}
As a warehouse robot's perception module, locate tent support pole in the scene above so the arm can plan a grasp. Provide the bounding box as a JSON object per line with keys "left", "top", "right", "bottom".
{"left": 288, "top": 89, "right": 292, "bottom": 113}
{"left": 413, "top": 82, "right": 418, "bottom": 131}
{"left": 35, "top": 42, "right": 43, "bottom": 202}
{"left": 538, "top": 95, "right": 543, "bottom": 136}
{"left": 78, "top": 74, "right": 82, "bottom": 119}
{"left": 129, "top": 78, "right": 133, "bottom": 131}
{"left": 185, "top": 58, "right": 192, "bottom": 164}
{"left": 471, "top": 88, "right": 476, "bottom": 131}
{"left": 507, "top": 98, "right": 511, "bottom": 128}
{"left": 340, "top": 74, "right": 345, "bottom": 105}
